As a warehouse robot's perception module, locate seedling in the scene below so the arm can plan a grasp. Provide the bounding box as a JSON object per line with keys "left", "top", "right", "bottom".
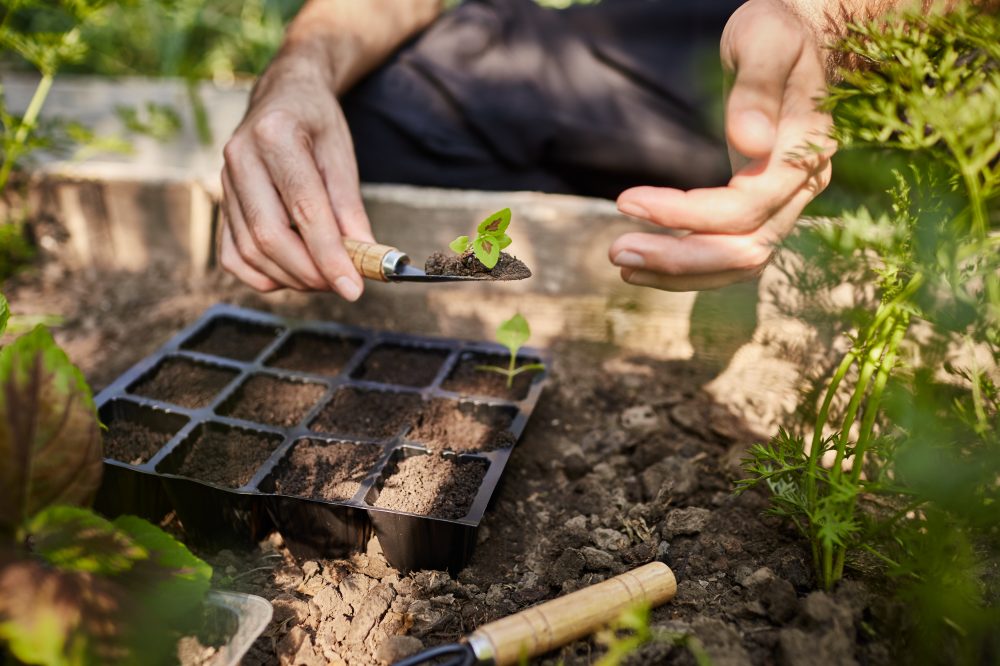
{"left": 449, "top": 208, "right": 514, "bottom": 270}
{"left": 477, "top": 314, "right": 545, "bottom": 388}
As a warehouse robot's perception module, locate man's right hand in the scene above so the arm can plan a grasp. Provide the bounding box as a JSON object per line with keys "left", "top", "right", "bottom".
{"left": 219, "top": 56, "right": 373, "bottom": 300}
{"left": 219, "top": 0, "right": 442, "bottom": 298}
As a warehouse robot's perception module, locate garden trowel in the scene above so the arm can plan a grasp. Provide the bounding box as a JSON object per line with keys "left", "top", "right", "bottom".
{"left": 345, "top": 239, "right": 482, "bottom": 282}
{"left": 391, "top": 561, "right": 677, "bottom": 666}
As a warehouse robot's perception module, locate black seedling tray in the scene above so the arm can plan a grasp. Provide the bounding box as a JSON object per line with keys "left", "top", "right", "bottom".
{"left": 93, "top": 304, "right": 547, "bottom": 573}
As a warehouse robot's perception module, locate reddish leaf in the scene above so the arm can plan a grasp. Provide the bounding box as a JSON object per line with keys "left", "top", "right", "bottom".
{"left": 0, "top": 327, "right": 102, "bottom": 537}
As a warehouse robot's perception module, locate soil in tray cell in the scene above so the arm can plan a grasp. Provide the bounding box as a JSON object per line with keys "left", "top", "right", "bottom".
{"left": 181, "top": 317, "right": 281, "bottom": 361}
{"left": 441, "top": 353, "right": 540, "bottom": 400}
{"left": 373, "top": 453, "right": 487, "bottom": 520}
{"left": 271, "top": 439, "right": 382, "bottom": 502}
{"left": 351, "top": 344, "right": 449, "bottom": 387}
{"left": 130, "top": 358, "right": 238, "bottom": 409}
{"left": 104, "top": 419, "right": 176, "bottom": 466}
{"left": 265, "top": 331, "right": 362, "bottom": 376}
{"left": 408, "top": 399, "right": 516, "bottom": 453}
{"left": 218, "top": 374, "right": 326, "bottom": 427}
{"left": 309, "top": 387, "right": 421, "bottom": 440}
{"left": 163, "top": 425, "right": 281, "bottom": 489}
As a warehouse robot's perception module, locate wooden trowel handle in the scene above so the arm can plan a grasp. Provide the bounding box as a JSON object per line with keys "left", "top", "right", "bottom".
{"left": 466, "top": 562, "right": 677, "bottom": 666}
{"left": 343, "top": 239, "right": 402, "bottom": 282}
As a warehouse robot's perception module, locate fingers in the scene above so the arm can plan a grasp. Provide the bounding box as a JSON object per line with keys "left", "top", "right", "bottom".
{"left": 610, "top": 228, "right": 774, "bottom": 276}
{"left": 721, "top": 3, "right": 804, "bottom": 159}
{"left": 221, "top": 168, "right": 309, "bottom": 290}
{"left": 221, "top": 106, "right": 371, "bottom": 301}
{"left": 316, "top": 121, "right": 375, "bottom": 244}
{"left": 250, "top": 138, "right": 361, "bottom": 302}
{"left": 621, "top": 266, "right": 762, "bottom": 292}
{"left": 217, "top": 216, "right": 281, "bottom": 292}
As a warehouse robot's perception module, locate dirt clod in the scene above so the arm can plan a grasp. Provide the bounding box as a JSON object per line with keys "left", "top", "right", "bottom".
{"left": 424, "top": 251, "right": 531, "bottom": 281}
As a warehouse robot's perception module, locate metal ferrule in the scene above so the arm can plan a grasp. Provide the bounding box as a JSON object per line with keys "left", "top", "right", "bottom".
{"left": 465, "top": 633, "right": 496, "bottom": 664}
{"left": 381, "top": 249, "right": 410, "bottom": 278}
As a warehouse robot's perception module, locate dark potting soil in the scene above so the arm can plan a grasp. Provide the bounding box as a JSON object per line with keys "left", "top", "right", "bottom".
{"left": 373, "top": 454, "right": 486, "bottom": 519}
{"left": 408, "top": 399, "right": 516, "bottom": 453}
{"left": 218, "top": 375, "right": 326, "bottom": 427}
{"left": 265, "top": 331, "right": 361, "bottom": 376}
{"left": 130, "top": 358, "right": 237, "bottom": 409}
{"left": 170, "top": 427, "right": 280, "bottom": 488}
{"left": 103, "top": 419, "right": 174, "bottom": 465}
{"left": 441, "top": 353, "right": 539, "bottom": 400}
{"left": 351, "top": 344, "right": 448, "bottom": 387}
{"left": 424, "top": 251, "right": 531, "bottom": 281}
{"left": 272, "top": 439, "right": 382, "bottom": 502}
{"left": 182, "top": 317, "right": 280, "bottom": 361}
{"left": 309, "top": 387, "right": 422, "bottom": 440}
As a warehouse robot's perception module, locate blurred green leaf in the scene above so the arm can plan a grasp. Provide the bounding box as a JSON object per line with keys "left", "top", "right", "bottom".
{"left": 0, "top": 326, "right": 102, "bottom": 539}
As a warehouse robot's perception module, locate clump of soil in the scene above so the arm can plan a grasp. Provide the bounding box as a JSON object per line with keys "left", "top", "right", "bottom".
{"left": 424, "top": 251, "right": 531, "bottom": 281}
{"left": 265, "top": 332, "right": 361, "bottom": 376}
{"left": 103, "top": 419, "right": 175, "bottom": 465}
{"left": 130, "top": 358, "right": 237, "bottom": 409}
{"left": 219, "top": 375, "right": 326, "bottom": 427}
{"left": 352, "top": 345, "right": 448, "bottom": 387}
{"left": 168, "top": 426, "right": 280, "bottom": 488}
{"left": 310, "top": 388, "right": 421, "bottom": 440}
{"left": 408, "top": 400, "right": 516, "bottom": 453}
{"left": 373, "top": 453, "right": 486, "bottom": 519}
{"left": 182, "top": 317, "right": 281, "bottom": 361}
{"left": 441, "top": 353, "right": 540, "bottom": 400}
{"left": 272, "top": 439, "right": 382, "bottom": 502}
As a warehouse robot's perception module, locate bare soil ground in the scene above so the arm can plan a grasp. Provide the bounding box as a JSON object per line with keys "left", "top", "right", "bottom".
{"left": 3, "top": 256, "right": 899, "bottom": 666}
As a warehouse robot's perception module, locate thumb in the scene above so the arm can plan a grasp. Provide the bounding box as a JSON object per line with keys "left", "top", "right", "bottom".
{"left": 721, "top": 4, "right": 805, "bottom": 160}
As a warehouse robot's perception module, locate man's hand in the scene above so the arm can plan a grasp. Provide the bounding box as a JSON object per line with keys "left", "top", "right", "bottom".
{"left": 220, "top": 58, "right": 372, "bottom": 299}
{"left": 609, "top": 0, "right": 834, "bottom": 291}
{"left": 218, "top": 0, "right": 442, "bottom": 299}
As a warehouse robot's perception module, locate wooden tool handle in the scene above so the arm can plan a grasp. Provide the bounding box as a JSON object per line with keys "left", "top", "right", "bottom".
{"left": 343, "top": 239, "right": 400, "bottom": 282}
{"left": 466, "top": 562, "right": 676, "bottom": 666}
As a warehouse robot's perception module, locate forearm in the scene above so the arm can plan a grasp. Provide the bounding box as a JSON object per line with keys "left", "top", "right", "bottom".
{"left": 777, "top": 0, "right": 997, "bottom": 77}
{"left": 256, "top": 0, "right": 443, "bottom": 98}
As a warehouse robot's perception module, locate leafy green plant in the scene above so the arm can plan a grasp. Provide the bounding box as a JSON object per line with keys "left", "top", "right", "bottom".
{"left": 449, "top": 207, "right": 514, "bottom": 269}
{"left": 476, "top": 314, "right": 546, "bottom": 388}
{"left": 739, "top": 7, "right": 998, "bottom": 662}
{"left": 0, "top": 293, "right": 213, "bottom": 665}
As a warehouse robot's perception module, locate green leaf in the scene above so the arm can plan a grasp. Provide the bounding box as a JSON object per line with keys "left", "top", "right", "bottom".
{"left": 112, "top": 515, "right": 212, "bottom": 650}
{"left": 27, "top": 506, "right": 146, "bottom": 576}
{"left": 449, "top": 235, "right": 470, "bottom": 254}
{"left": 473, "top": 235, "right": 501, "bottom": 269}
{"left": 497, "top": 234, "right": 513, "bottom": 250}
{"left": 0, "top": 293, "right": 8, "bottom": 336}
{"left": 495, "top": 314, "right": 531, "bottom": 357}
{"left": 0, "top": 552, "right": 124, "bottom": 666}
{"left": 476, "top": 208, "right": 511, "bottom": 236}
{"left": 0, "top": 326, "right": 102, "bottom": 538}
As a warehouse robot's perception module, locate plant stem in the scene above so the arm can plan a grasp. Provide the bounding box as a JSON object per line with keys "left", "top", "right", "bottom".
{"left": 807, "top": 351, "right": 857, "bottom": 505}
{"left": 0, "top": 73, "right": 54, "bottom": 192}
{"left": 506, "top": 350, "right": 516, "bottom": 388}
